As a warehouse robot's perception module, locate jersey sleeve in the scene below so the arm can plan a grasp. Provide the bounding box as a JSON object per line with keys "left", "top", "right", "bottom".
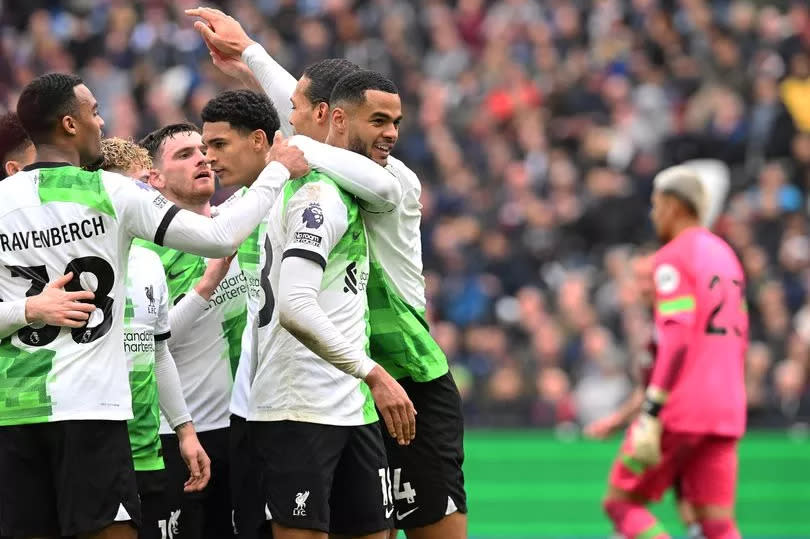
{"left": 104, "top": 172, "right": 177, "bottom": 244}
{"left": 653, "top": 251, "right": 697, "bottom": 328}
{"left": 281, "top": 183, "right": 348, "bottom": 270}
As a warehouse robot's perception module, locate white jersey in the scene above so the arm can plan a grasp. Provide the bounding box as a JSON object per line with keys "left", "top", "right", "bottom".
{"left": 249, "top": 173, "right": 377, "bottom": 426}
{"left": 136, "top": 239, "right": 248, "bottom": 434}
{"left": 363, "top": 157, "right": 449, "bottom": 382}
{"left": 0, "top": 164, "right": 179, "bottom": 425}
{"left": 222, "top": 188, "right": 263, "bottom": 419}
{"left": 124, "top": 246, "right": 171, "bottom": 471}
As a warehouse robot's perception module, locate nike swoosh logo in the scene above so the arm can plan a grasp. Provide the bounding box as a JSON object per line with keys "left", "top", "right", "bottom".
{"left": 167, "top": 267, "right": 190, "bottom": 280}
{"left": 385, "top": 507, "right": 395, "bottom": 519}
{"left": 396, "top": 507, "right": 418, "bottom": 520}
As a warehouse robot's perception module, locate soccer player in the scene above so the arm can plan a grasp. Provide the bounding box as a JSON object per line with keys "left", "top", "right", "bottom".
{"left": 92, "top": 137, "right": 212, "bottom": 539}
{"left": 189, "top": 10, "right": 468, "bottom": 537}
{"left": 137, "top": 122, "right": 254, "bottom": 539}
{"left": 603, "top": 166, "right": 747, "bottom": 539}
{"left": 200, "top": 89, "right": 402, "bottom": 539}
{"left": 247, "top": 70, "right": 415, "bottom": 539}
{"left": 0, "top": 73, "right": 306, "bottom": 539}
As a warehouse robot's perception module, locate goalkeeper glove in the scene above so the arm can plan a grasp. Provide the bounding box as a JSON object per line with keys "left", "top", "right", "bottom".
{"left": 629, "top": 387, "right": 667, "bottom": 467}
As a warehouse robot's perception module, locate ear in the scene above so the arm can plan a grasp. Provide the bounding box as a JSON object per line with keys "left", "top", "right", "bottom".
{"left": 252, "top": 129, "right": 269, "bottom": 152}
{"left": 4, "top": 160, "right": 21, "bottom": 177}
{"left": 147, "top": 169, "right": 165, "bottom": 189}
{"left": 315, "top": 102, "right": 330, "bottom": 125}
{"left": 61, "top": 115, "right": 78, "bottom": 136}
{"left": 330, "top": 107, "right": 347, "bottom": 133}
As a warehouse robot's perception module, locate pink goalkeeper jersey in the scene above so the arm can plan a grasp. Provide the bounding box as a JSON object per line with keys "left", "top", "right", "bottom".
{"left": 652, "top": 227, "right": 748, "bottom": 438}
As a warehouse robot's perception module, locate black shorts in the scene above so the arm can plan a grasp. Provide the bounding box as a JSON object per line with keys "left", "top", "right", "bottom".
{"left": 230, "top": 414, "right": 267, "bottom": 539}
{"left": 0, "top": 420, "right": 141, "bottom": 537}
{"left": 137, "top": 469, "right": 170, "bottom": 539}
{"left": 250, "top": 420, "right": 392, "bottom": 535}
{"left": 161, "top": 427, "right": 234, "bottom": 539}
{"left": 383, "top": 372, "right": 467, "bottom": 529}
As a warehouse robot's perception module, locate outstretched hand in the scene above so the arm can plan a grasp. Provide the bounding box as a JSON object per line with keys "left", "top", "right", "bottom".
{"left": 186, "top": 7, "right": 255, "bottom": 58}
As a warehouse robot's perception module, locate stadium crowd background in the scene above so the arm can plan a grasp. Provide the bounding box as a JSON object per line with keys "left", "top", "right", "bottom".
{"left": 1, "top": 0, "right": 810, "bottom": 431}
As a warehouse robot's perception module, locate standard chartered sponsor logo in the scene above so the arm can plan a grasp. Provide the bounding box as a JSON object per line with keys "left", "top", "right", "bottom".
{"left": 124, "top": 330, "right": 155, "bottom": 353}
{"left": 207, "top": 272, "right": 248, "bottom": 309}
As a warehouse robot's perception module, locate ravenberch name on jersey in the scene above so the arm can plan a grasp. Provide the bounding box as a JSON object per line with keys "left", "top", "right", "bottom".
{"left": 0, "top": 216, "right": 106, "bottom": 252}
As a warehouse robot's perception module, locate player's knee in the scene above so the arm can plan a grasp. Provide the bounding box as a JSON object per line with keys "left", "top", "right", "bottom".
{"left": 603, "top": 497, "right": 629, "bottom": 522}
{"left": 698, "top": 518, "right": 739, "bottom": 539}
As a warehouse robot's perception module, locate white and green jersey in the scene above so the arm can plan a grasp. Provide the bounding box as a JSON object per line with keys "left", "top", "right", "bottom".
{"left": 363, "top": 156, "right": 448, "bottom": 382}
{"left": 249, "top": 173, "right": 377, "bottom": 426}
{"left": 0, "top": 164, "right": 182, "bottom": 426}
{"left": 136, "top": 241, "right": 247, "bottom": 433}
{"left": 220, "top": 187, "right": 264, "bottom": 419}
{"left": 124, "top": 245, "right": 171, "bottom": 471}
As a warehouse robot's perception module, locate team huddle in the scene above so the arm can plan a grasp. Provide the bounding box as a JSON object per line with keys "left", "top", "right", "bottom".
{"left": 0, "top": 7, "right": 746, "bottom": 539}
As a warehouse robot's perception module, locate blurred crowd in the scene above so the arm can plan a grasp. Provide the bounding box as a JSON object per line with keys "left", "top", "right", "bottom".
{"left": 2, "top": 0, "right": 810, "bottom": 430}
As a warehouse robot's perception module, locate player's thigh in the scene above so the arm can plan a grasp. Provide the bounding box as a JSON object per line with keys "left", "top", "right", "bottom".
{"left": 0, "top": 424, "right": 60, "bottom": 537}
{"left": 197, "top": 427, "right": 234, "bottom": 539}
{"left": 136, "top": 469, "right": 169, "bottom": 539}
{"left": 330, "top": 422, "right": 393, "bottom": 536}
{"left": 384, "top": 374, "right": 467, "bottom": 530}
{"left": 229, "top": 415, "right": 265, "bottom": 539}
{"left": 607, "top": 428, "right": 689, "bottom": 503}
{"left": 250, "top": 420, "right": 347, "bottom": 533}
{"left": 54, "top": 420, "right": 141, "bottom": 536}
{"left": 159, "top": 432, "right": 203, "bottom": 539}
{"left": 680, "top": 435, "right": 739, "bottom": 511}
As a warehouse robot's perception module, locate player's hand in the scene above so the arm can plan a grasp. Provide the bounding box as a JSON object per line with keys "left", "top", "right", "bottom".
{"left": 24, "top": 272, "right": 96, "bottom": 328}
{"left": 365, "top": 365, "right": 417, "bottom": 446}
{"left": 584, "top": 413, "right": 622, "bottom": 439}
{"left": 267, "top": 131, "right": 310, "bottom": 178}
{"left": 195, "top": 254, "right": 236, "bottom": 301}
{"left": 186, "top": 7, "right": 256, "bottom": 58}
{"left": 203, "top": 33, "right": 262, "bottom": 90}
{"left": 629, "top": 413, "right": 662, "bottom": 467}
{"left": 176, "top": 422, "right": 211, "bottom": 492}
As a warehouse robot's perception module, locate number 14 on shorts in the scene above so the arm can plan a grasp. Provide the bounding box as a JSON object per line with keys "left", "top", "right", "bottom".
{"left": 379, "top": 467, "right": 417, "bottom": 505}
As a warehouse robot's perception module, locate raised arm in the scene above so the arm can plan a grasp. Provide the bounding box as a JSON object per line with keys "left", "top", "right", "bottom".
{"left": 120, "top": 136, "right": 308, "bottom": 258}
{"left": 290, "top": 135, "right": 402, "bottom": 212}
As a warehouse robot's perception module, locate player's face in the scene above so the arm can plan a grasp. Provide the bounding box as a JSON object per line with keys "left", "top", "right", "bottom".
{"left": 650, "top": 191, "right": 673, "bottom": 242}
{"left": 345, "top": 90, "right": 402, "bottom": 166}
{"left": 203, "top": 121, "right": 266, "bottom": 188}
{"left": 290, "top": 77, "right": 324, "bottom": 140}
{"left": 157, "top": 131, "right": 215, "bottom": 205}
{"left": 72, "top": 84, "right": 105, "bottom": 166}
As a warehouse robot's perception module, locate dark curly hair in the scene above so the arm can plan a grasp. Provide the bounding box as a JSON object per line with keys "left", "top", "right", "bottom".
{"left": 201, "top": 90, "right": 280, "bottom": 143}
{"left": 302, "top": 58, "right": 360, "bottom": 106}
{"left": 329, "top": 70, "right": 399, "bottom": 108}
{"left": 0, "top": 112, "right": 33, "bottom": 180}
{"left": 138, "top": 122, "right": 200, "bottom": 162}
{"left": 16, "top": 73, "right": 83, "bottom": 145}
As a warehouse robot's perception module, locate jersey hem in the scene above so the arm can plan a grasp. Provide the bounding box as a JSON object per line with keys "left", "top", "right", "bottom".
{"left": 0, "top": 410, "right": 133, "bottom": 426}
{"left": 247, "top": 409, "right": 378, "bottom": 426}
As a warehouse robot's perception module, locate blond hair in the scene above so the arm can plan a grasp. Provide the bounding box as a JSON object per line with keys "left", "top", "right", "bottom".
{"left": 100, "top": 137, "right": 152, "bottom": 175}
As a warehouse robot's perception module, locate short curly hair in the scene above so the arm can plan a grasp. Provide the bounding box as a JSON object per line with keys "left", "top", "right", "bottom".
{"left": 92, "top": 137, "right": 152, "bottom": 174}
{"left": 0, "top": 112, "right": 33, "bottom": 180}
{"left": 201, "top": 90, "right": 280, "bottom": 142}
{"left": 16, "top": 73, "right": 83, "bottom": 145}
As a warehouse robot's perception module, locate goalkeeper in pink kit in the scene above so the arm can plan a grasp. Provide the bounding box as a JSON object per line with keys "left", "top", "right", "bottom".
{"left": 603, "top": 166, "right": 748, "bottom": 539}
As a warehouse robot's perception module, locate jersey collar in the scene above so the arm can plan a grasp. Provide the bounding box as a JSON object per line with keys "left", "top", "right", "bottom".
{"left": 22, "top": 161, "right": 74, "bottom": 171}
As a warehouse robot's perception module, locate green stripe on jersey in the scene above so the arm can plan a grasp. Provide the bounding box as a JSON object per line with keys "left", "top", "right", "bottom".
{"left": 222, "top": 311, "right": 247, "bottom": 377}
{"left": 367, "top": 261, "right": 448, "bottom": 382}
{"left": 0, "top": 337, "right": 55, "bottom": 424}
{"left": 38, "top": 167, "right": 116, "bottom": 218}
{"left": 127, "top": 364, "right": 163, "bottom": 471}
{"left": 134, "top": 240, "right": 206, "bottom": 303}
{"left": 237, "top": 225, "right": 262, "bottom": 270}
{"left": 657, "top": 295, "right": 696, "bottom": 315}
